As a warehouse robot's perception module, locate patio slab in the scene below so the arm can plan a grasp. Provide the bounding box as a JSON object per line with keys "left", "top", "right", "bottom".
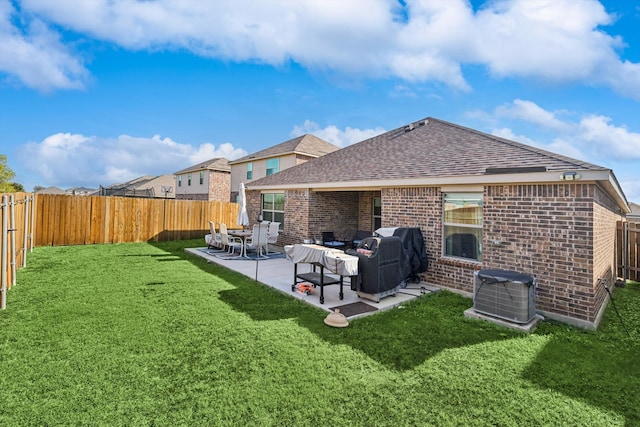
{"left": 186, "top": 246, "right": 441, "bottom": 320}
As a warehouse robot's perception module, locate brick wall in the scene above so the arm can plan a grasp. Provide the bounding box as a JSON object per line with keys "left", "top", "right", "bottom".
{"left": 483, "top": 183, "right": 599, "bottom": 323}
{"left": 249, "top": 181, "right": 622, "bottom": 327}
{"left": 281, "top": 189, "right": 312, "bottom": 245}
{"left": 208, "top": 170, "right": 231, "bottom": 202}
{"left": 357, "top": 191, "right": 380, "bottom": 232}
{"left": 591, "top": 187, "right": 625, "bottom": 321}
{"left": 308, "top": 191, "right": 359, "bottom": 243}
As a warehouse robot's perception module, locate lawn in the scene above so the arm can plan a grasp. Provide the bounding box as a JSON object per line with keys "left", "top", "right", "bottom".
{"left": 0, "top": 239, "right": 638, "bottom": 426}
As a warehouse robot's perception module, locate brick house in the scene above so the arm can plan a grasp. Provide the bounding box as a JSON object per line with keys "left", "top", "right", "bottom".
{"left": 174, "top": 158, "right": 230, "bottom": 201}
{"left": 228, "top": 134, "right": 339, "bottom": 206}
{"left": 246, "top": 117, "right": 630, "bottom": 329}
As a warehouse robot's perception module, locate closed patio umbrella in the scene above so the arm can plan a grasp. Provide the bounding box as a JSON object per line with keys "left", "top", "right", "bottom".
{"left": 237, "top": 182, "right": 249, "bottom": 228}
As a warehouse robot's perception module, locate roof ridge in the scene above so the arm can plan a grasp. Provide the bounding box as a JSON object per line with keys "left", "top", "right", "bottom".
{"left": 427, "top": 117, "right": 605, "bottom": 171}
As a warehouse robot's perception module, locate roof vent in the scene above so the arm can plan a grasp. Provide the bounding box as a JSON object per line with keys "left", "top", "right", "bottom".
{"left": 404, "top": 123, "right": 415, "bottom": 132}
{"left": 485, "top": 166, "right": 547, "bottom": 174}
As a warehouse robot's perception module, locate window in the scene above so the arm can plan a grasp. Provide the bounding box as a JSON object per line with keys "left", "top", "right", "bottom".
{"left": 247, "top": 162, "right": 253, "bottom": 180}
{"left": 187, "top": 173, "right": 192, "bottom": 186}
{"left": 373, "top": 197, "right": 382, "bottom": 230}
{"left": 443, "top": 193, "right": 482, "bottom": 261}
{"left": 262, "top": 193, "right": 284, "bottom": 226}
{"left": 199, "top": 171, "right": 204, "bottom": 185}
{"left": 178, "top": 176, "right": 182, "bottom": 187}
{"left": 266, "top": 158, "right": 279, "bottom": 176}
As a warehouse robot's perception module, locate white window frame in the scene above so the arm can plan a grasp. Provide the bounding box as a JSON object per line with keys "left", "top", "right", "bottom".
{"left": 261, "top": 192, "right": 284, "bottom": 226}
{"left": 443, "top": 192, "right": 483, "bottom": 261}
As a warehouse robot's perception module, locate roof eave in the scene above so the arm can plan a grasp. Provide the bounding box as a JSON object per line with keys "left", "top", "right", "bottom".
{"left": 248, "top": 169, "right": 630, "bottom": 212}
{"left": 229, "top": 149, "right": 325, "bottom": 165}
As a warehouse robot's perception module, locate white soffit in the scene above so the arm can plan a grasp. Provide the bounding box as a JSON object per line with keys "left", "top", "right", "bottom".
{"left": 250, "top": 170, "right": 612, "bottom": 192}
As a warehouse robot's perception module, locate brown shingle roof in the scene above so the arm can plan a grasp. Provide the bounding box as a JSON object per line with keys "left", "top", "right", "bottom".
{"left": 174, "top": 157, "right": 230, "bottom": 174}
{"left": 228, "top": 134, "right": 339, "bottom": 164}
{"left": 249, "top": 117, "right": 606, "bottom": 187}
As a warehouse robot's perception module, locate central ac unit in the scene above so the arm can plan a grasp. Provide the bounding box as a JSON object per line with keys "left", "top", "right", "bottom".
{"left": 473, "top": 269, "right": 536, "bottom": 324}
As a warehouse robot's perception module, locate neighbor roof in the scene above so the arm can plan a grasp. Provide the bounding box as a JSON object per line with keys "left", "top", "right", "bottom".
{"left": 248, "top": 117, "right": 628, "bottom": 210}
{"left": 228, "top": 134, "right": 339, "bottom": 164}
{"left": 174, "top": 158, "right": 230, "bottom": 174}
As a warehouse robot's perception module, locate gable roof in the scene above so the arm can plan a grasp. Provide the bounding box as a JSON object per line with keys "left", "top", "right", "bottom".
{"left": 228, "top": 134, "right": 339, "bottom": 164}
{"left": 629, "top": 202, "right": 640, "bottom": 218}
{"left": 174, "top": 157, "right": 230, "bottom": 174}
{"left": 36, "top": 186, "right": 65, "bottom": 195}
{"left": 249, "top": 117, "right": 628, "bottom": 210}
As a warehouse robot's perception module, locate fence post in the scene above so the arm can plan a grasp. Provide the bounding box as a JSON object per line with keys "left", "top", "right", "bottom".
{"left": 1, "top": 195, "right": 7, "bottom": 309}
{"left": 9, "top": 194, "right": 16, "bottom": 287}
{"left": 22, "top": 194, "right": 29, "bottom": 267}
{"left": 29, "top": 194, "right": 35, "bottom": 252}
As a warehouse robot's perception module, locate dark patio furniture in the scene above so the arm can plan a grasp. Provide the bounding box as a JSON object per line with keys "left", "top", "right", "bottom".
{"left": 351, "top": 230, "right": 372, "bottom": 249}
{"left": 321, "top": 231, "right": 345, "bottom": 249}
{"left": 347, "top": 236, "right": 404, "bottom": 302}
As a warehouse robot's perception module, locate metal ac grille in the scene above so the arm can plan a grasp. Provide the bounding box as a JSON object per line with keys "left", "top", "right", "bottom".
{"left": 473, "top": 273, "right": 536, "bottom": 323}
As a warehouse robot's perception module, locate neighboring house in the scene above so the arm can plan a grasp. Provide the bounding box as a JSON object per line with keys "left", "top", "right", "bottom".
{"left": 35, "top": 186, "right": 66, "bottom": 195}
{"left": 36, "top": 186, "right": 96, "bottom": 195}
{"left": 65, "top": 187, "right": 97, "bottom": 196}
{"left": 228, "top": 134, "right": 339, "bottom": 204}
{"left": 99, "top": 175, "right": 176, "bottom": 198}
{"left": 174, "top": 158, "right": 230, "bottom": 201}
{"left": 628, "top": 202, "right": 640, "bottom": 222}
{"left": 247, "top": 117, "right": 630, "bottom": 329}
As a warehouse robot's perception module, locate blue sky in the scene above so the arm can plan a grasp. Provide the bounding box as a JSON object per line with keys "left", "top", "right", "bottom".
{"left": 1, "top": 0, "right": 640, "bottom": 203}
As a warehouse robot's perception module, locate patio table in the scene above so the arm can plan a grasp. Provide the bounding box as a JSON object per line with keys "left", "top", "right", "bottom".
{"left": 228, "top": 229, "right": 252, "bottom": 257}
{"left": 284, "top": 244, "right": 358, "bottom": 304}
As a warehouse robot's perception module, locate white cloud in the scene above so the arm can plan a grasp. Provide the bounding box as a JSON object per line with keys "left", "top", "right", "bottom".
{"left": 484, "top": 98, "right": 640, "bottom": 202}
{"left": 291, "top": 120, "right": 386, "bottom": 148}
{"left": 493, "top": 99, "right": 640, "bottom": 161}
{"left": 495, "top": 99, "right": 572, "bottom": 132}
{"left": 2, "top": 0, "right": 638, "bottom": 97}
{"left": 576, "top": 115, "right": 640, "bottom": 159}
{"left": 16, "top": 133, "right": 247, "bottom": 188}
{"left": 0, "top": 0, "right": 89, "bottom": 91}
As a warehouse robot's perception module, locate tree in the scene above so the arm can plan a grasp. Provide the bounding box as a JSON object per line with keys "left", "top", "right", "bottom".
{"left": 33, "top": 185, "right": 45, "bottom": 192}
{"left": 0, "top": 154, "right": 22, "bottom": 193}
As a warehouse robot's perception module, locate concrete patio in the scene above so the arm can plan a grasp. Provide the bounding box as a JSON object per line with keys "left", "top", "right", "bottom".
{"left": 186, "top": 245, "right": 441, "bottom": 320}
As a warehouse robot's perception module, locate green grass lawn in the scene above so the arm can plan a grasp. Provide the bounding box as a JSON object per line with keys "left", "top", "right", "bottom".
{"left": 1, "top": 239, "right": 638, "bottom": 426}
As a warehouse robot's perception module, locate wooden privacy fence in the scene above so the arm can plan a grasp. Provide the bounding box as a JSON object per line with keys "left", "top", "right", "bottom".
{"left": 0, "top": 192, "right": 35, "bottom": 309}
{"left": 617, "top": 220, "right": 640, "bottom": 282}
{"left": 35, "top": 194, "right": 240, "bottom": 246}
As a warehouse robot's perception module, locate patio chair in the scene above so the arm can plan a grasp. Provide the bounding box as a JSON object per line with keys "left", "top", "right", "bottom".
{"left": 219, "top": 222, "right": 243, "bottom": 255}
{"left": 265, "top": 221, "right": 281, "bottom": 254}
{"left": 321, "top": 231, "right": 345, "bottom": 250}
{"left": 205, "top": 221, "right": 222, "bottom": 249}
{"left": 245, "top": 223, "right": 269, "bottom": 257}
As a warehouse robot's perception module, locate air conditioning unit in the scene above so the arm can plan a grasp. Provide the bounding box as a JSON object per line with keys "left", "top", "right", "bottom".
{"left": 473, "top": 269, "right": 536, "bottom": 324}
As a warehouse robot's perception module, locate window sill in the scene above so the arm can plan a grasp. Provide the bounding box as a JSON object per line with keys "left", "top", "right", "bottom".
{"left": 439, "top": 256, "right": 483, "bottom": 269}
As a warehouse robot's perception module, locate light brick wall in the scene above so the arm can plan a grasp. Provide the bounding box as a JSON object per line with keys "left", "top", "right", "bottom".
{"left": 208, "top": 170, "right": 231, "bottom": 202}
